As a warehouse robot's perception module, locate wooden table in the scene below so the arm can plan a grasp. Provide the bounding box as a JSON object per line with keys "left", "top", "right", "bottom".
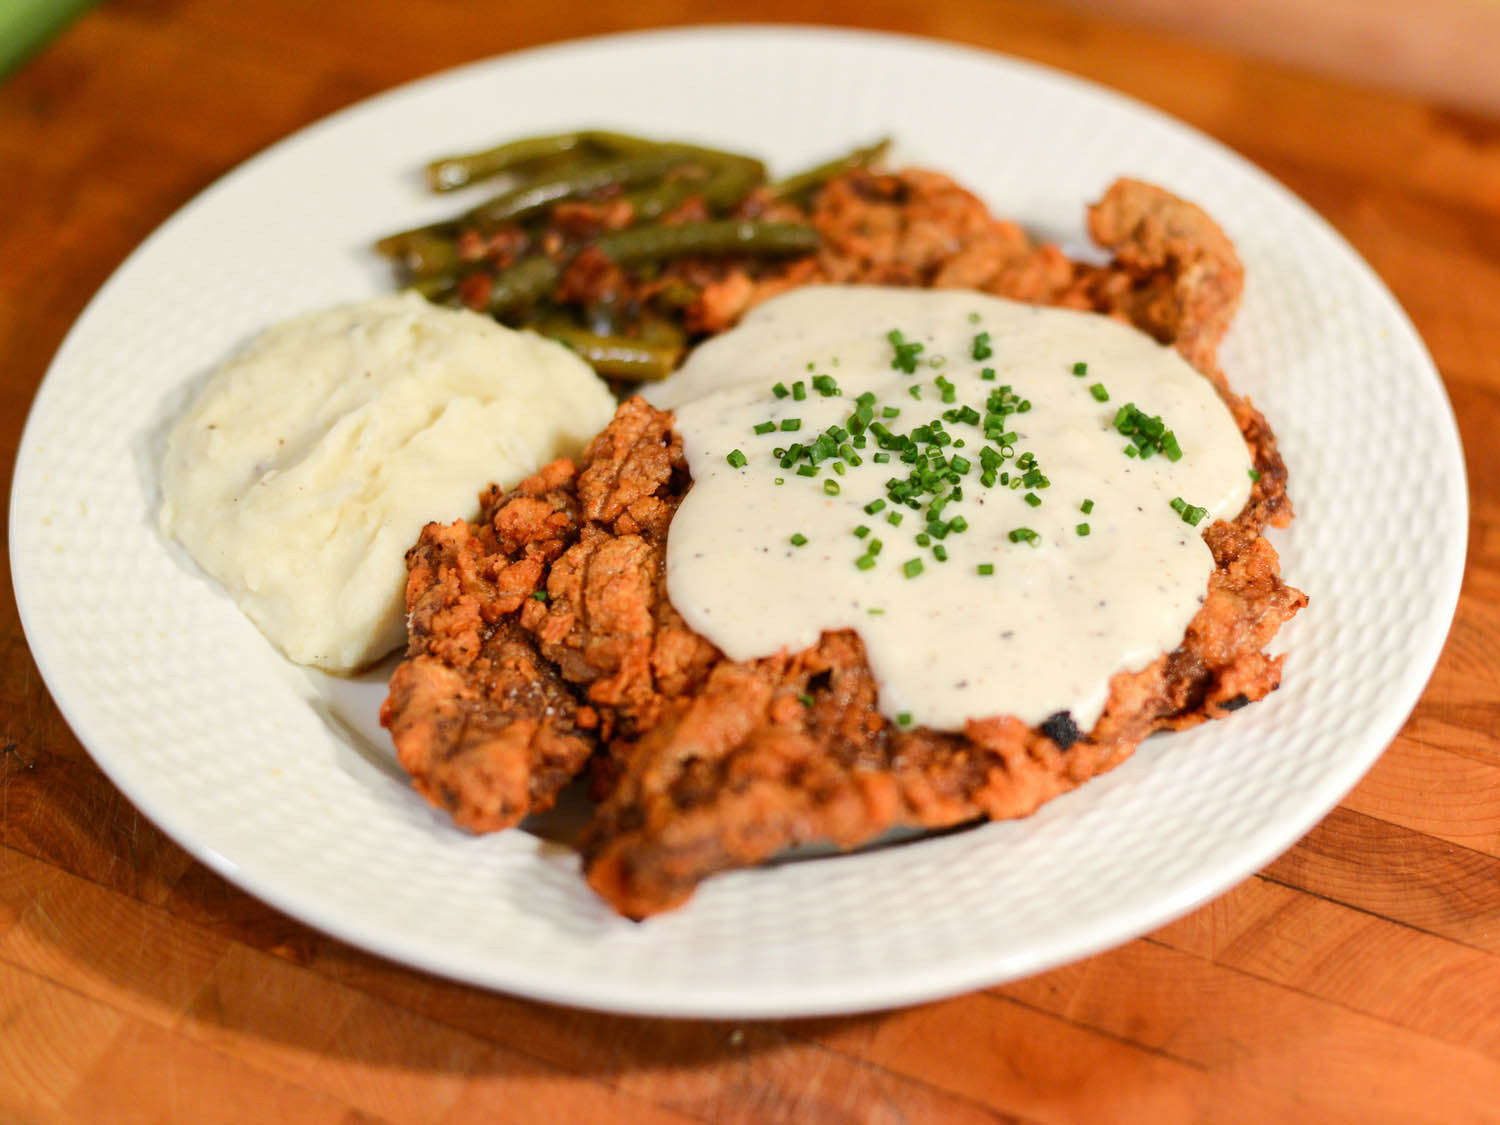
{"left": 3, "top": 2, "right": 1497, "bottom": 1120}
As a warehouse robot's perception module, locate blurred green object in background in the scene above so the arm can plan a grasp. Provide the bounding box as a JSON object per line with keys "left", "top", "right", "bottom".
{"left": 1, "top": 0, "right": 96, "bottom": 80}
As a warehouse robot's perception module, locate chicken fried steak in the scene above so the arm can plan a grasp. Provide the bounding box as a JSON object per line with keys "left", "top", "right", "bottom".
{"left": 381, "top": 173, "right": 1306, "bottom": 919}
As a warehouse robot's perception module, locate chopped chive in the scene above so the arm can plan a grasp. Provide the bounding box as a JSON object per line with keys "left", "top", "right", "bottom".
{"left": 980, "top": 367, "right": 997, "bottom": 381}
{"left": 772, "top": 382, "right": 790, "bottom": 398}
{"left": 1089, "top": 383, "right": 1109, "bottom": 402}
{"left": 1023, "top": 492, "right": 1041, "bottom": 507}
{"left": 823, "top": 479, "right": 841, "bottom": 496}
{"left": 903, "top": 559, "right": 924, "bottom": 579}
{"left": 1249, "top": 467, "right": 1262, "bottom": 482}
{"left": 831, "top": 461, "right": 846, "bottom": 476}
{"left": 792, "top": 380, "right": 807, "bottom": 401}
{"left": 780, "top": 418, "right": 802, "bottom": 432}
{"left": 798, "top": 692, "right": 814, "bottom": 706}
{"left": 882, "top": 405, "right": 901, "bottom": 418}
{"left": 896, "top": 712, "right": 913, "bottom": 726}
{"left": 854, "top": 524, "right": 871, "bottom": 538}
{"left": 873, "top": 452, "right": 891, "bottom": 463}
{"left": 886, "top": 511, "right": 903, "bottom": 526}
{"left": 774, "top": 477, "right": 784, "bottom": 485}
{"left": 532, "top": 590, "right": 548, "bottom": 602}
{"left": 725, "top": 449, "right": 747, "bottom": 468}
{"left": 932, "top": 544, "right": 948, "bottom": 562}
{"left": 977, "top": 563, "right": 995, "bottom": 575}
{"left": 1114, "top": 401, "right": 1181, "bottom": 460}
{"left": 1081, "top": 498, "right": 1095, "bottom": 514}
{"left": 868, "top": 606, "right": 885, "bottom": 615}
{"left": 790, "top": 532, "right": 808, "bottom": 546}
{"left": 908, "top": 385, "right": 922, "bottom": 399}
{"left": 971, "top": 332, "right": 993, "bottom": 360}
{"left": 796, "top": 465, "right": 817, "bottom": 477}
{"left": 1170, "top": 497, "right": 1208, "bottom": 526}
{"left": 1072, "top": 361, "right": 1088, "bottom": 376}
{"left": 1076, "top": 522, "right": 1091, "bottom": 536}
{"left": 1008, "top": 527, "right": 1039, "bottom": 545}
{"left": 864, "top": 499, "right": 887, "bottom": 515}
{"left": 753, "top": 420, "right": 776, "bottom": 435}
{"left": 887, "top": 329, "right": 925, "bottom": 373}
{"left": 855, "top": 554, "right": 876, "bottom": 571}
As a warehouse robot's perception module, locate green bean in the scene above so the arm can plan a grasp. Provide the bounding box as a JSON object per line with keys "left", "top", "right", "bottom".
{"left": 394, "top": 233, "right": 461, "bottom": 280}
{"left": 377, "top": 223, "right": 454, "bottom": 259}
{"left": 605, "top": 136, "right": 767, "bottom": 171}
{"left": 425, "top": 130, "right": 764, "bottom": 191}
{"left": 770, "top": 137, "right": 891, "bottom": 200}
{"left": 416, "top": 220, "right": 813, "bottom": 318}
{"left": 618, "top": 153, "right": 766, "bottom": 221}
{"left": 539, "top": 325, "right": 683, "bottom": 380}
{"left": 699, "top": 155, "right": 766, "bottom": 212}
{"left": 633, "top": 314, "right": 687, "bottom": 351}
{"left": 648, "top": 279, "right": 701, "bottom": 310}
{"left": 621, "top": 178, "right": 698, "bottom": 223}
{"left": 595, "top": 220, "right": 818, "bottom": 265}
{"left": 467, "top": 152, "right": 702, "bottom": 228}
{"left": 484, "top": 256, "right": 562, "bottom": 315}
{"left": 377, "top": 152, "right": 684, "bottom": 257}
{"left": 403, "top": 275, "right": 458, "bottom": 302}
{"left": 426, "top": 133, "right": 597, "bottom": 192}
{"left": 383, "top": 139, "right": 770, "bottom": 258}
{"left": 426, "top": 130, "right": 673, "bottom": 193}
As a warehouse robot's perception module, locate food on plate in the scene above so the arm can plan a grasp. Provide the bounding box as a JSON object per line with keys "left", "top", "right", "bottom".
{"left": 158, "top": 293, "right": 615, "bottom": 672}
{"left": 652, "top": 285, "right": 1255, "bottom": 732}
{"left": 374, "top": 131, "right": 885, "bottom": 380}
{"left": 380, "top": 153, "right": 1306, "bottom": 919}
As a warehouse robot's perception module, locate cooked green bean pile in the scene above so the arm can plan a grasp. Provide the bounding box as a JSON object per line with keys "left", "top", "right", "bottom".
{"left": 375, "top": 131, "right": 888, "bottom": 381}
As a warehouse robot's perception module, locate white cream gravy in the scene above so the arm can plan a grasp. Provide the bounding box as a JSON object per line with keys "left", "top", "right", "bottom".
{"left": 646, "top": 286, "right": 1251, "bottom": 732}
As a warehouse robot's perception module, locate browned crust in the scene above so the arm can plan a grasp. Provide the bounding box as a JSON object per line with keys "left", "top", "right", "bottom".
{"left": 381, "top": 171, "right": 1307, "bottom": 918}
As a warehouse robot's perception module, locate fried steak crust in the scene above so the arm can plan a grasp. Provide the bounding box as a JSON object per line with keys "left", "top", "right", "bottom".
{"left": 381, "top": 173, "right": 1307, "bottom": 918}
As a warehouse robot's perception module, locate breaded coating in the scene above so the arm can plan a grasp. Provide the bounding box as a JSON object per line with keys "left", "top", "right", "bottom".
{"left": 381, "top": 173, "right": 1307, "bottom": 917}
{"left": 1078, "top": 177, "right": 1244, "bottom": 375}
{"left": 379, "top": 461, "right": 594, "bottom": 831}
{"left": 571, "top": 398, "right": 1301, "bottom": 918}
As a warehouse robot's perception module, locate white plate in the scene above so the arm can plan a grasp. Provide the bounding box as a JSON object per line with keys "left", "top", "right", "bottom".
{"left": 10, "top": 26, "right": 1466, "bottom": 1018}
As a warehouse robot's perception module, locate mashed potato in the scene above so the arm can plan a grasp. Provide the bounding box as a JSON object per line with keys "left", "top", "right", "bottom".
{"left": 159, "top": 292, "right": 616, "bottom": 672}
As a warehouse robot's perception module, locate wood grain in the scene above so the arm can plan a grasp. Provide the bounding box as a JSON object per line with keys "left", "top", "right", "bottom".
{"left": 1056, "top": 0, "right": 1500, "bottom": 118}
{"left": 2, "top": 0, "right": 1498, "bottom": 1120}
